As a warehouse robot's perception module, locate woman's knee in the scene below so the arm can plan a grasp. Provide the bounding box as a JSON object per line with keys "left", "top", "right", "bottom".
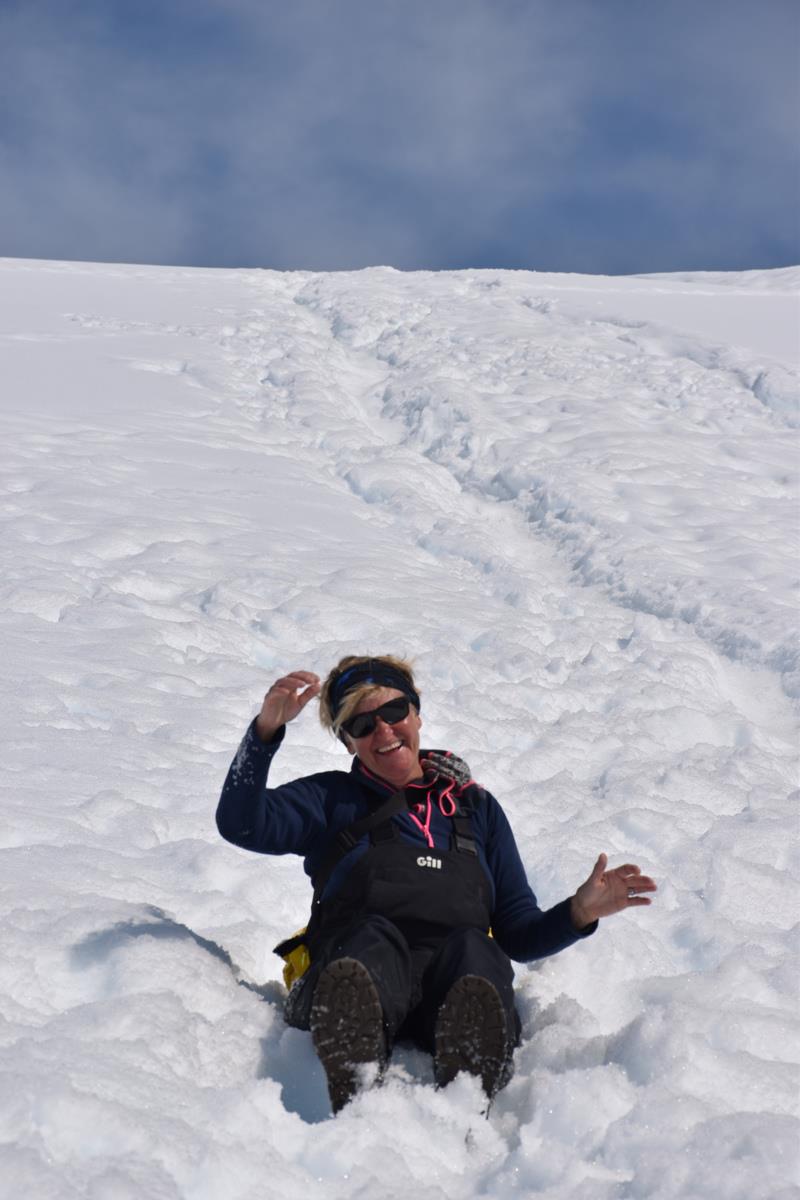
{"left": 311, "top": 916, "right": 414, "bottom": 1037}
{"left": 439, "top": 927, "right": 514, "bottom": 979}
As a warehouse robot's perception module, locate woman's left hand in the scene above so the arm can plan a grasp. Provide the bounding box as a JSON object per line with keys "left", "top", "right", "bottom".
{"left": 570, "top": 853, "right": 657, "bottom": 929}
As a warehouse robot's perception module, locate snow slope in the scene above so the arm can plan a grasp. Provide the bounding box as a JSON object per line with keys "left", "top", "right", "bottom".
{"left": 0, "top": 257, "right": 798, "bottom": 1199}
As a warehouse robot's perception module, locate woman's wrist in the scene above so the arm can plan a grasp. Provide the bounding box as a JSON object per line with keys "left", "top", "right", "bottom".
{"left": 570, "top": 894, "right": 594, "bottom": 930}
{"left": 254, "top": 717, "right": 279, "bottom": 743}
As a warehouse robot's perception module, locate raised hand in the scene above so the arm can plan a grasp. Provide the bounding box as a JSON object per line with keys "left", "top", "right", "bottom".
{"left": 255, "top": 671, "right": 321, "bottom": 743}
{"left": 570, "top": 853, "right": 657, "bottom": 929}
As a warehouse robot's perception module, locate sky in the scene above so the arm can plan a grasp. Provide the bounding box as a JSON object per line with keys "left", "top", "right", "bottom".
{"left": 1, "top": 0, "right": 799, "bottom": 275}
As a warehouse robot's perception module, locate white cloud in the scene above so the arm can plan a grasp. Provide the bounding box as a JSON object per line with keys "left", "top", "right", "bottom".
{"left": 0, "top": 0, "right": 796, "bottom": 270}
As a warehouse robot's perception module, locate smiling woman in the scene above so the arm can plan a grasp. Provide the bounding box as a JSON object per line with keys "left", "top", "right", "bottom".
{"left": 216, "top": 654, "right": 657, "bottom": 1114}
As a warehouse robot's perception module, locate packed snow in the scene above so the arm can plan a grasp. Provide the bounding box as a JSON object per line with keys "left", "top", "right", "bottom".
{"left": 1, "top": 257, "right": 798, "bottom": 1199}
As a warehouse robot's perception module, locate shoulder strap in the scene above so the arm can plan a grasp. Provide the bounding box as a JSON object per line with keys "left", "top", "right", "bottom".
{"left": 451, "top": 814, "right": 478, "bottom": 855}
{"left": 311, "top": 785, "right": 410, "bottom": 902}
{"left": 449, "top": 781, "right": 486, "bottom": 853}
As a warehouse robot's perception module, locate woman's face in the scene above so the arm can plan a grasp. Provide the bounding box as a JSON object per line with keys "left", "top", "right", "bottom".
{"left": 344, "top": 686, "right": 422, "bottom": 787}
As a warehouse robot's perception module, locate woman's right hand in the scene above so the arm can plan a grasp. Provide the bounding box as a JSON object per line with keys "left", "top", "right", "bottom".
{"left": 255, "top": 671, "right": 321, "bottom": 743}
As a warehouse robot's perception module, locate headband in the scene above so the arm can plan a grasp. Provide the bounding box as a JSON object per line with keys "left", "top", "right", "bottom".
{"left": 329, "top": 659, "right": 420, "bottom": 724}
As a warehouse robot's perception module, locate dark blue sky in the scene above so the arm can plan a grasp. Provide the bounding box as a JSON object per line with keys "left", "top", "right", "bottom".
{"left": 1, "top": 0, "right": 798, "bottom": 273}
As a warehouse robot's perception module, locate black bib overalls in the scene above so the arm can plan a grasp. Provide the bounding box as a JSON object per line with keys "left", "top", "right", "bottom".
{"left": 284, "top": 799, "right": 520, "bottom": 1051}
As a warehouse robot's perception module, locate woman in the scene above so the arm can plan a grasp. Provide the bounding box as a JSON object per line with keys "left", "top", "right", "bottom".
{"left": 216, "top": 655, "right": 656, "bottom": 1114}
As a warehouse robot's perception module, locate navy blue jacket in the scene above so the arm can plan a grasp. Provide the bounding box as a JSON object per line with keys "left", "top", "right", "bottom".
{"left": 216, "top": 721, "right": 596, "bottom": 963}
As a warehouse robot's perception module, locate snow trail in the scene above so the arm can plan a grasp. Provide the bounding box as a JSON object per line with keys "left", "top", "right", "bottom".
{"left": 0, "top": 258, "right": 798, "bottom": 1199}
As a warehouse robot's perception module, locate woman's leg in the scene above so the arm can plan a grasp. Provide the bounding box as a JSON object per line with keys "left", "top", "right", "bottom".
{"left": 285, "top": 913, "right": 414, "bottom": 1040}
{"left": 415, "top": 927, "right": 520, "bottom": 1098}
{"left": 415, "top": 926, "right": 519, "bottom": 1051}
{"left": 285, "top": 914, "right": 415, "bottom": 1113}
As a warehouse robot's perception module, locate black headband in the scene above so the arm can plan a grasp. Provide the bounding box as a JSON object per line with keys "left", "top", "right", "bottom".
{"left": 329, "top": 659, "right": 420, "bottom": 723}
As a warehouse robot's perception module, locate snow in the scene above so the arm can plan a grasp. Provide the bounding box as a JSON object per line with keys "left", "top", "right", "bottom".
{"left": 0, "top": 256, "right": 798, "bottom": 1199}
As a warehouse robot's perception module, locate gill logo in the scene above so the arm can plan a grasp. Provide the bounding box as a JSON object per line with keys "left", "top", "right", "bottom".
{"left": 416, "top": 855, "right": 442, "bottom": 870}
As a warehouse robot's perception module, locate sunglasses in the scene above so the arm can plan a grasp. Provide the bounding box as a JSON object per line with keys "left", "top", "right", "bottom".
{"left": 340, "top": 696, "right": 411, "bottom": 740}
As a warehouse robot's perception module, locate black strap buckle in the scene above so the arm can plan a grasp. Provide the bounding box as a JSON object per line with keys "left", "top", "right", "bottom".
{"left": 336, "top": 829, "right": 359, "bottom": 852}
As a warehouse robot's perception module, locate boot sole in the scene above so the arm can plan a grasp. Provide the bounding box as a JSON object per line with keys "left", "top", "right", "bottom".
{"left": 434, "top": 974, "right": 510, "bottom": 1099}
{"left": 310, "top": 957, "right": 386, "bottom": 1114}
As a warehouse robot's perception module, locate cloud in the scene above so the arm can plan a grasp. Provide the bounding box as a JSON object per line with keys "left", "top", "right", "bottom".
{"left": 0, "top": 0, "right": 797, "bottom": 271}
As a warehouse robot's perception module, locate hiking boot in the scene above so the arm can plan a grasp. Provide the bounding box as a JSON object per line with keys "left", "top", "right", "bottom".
{"left": 434, "top": 975, "right": 511, "bottom": 1099}
{"left": 310, "top": 957, "right": 387, "bottom": 1114}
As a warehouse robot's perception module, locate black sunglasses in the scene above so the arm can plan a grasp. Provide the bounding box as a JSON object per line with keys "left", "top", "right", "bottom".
{"left": 340, "top": 697, "right": 411, "bottom": 740}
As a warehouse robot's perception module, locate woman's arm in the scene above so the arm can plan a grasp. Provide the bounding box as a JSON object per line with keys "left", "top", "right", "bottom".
{"left": 483, "top": 794, "right": 656, "bottom": 960}
{"left": 215, "top": 719, "right": 332, "bottom": 855}
{"left": 479, "top": 792, "right": 598, "bottom": 962}
{"left": 216, "top": 671, "right": 327, "bottom": 856}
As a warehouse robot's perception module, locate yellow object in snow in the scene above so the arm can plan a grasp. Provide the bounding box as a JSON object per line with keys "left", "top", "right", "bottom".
{"left": 275, "top": 928, "right": 311, "bottom": 989}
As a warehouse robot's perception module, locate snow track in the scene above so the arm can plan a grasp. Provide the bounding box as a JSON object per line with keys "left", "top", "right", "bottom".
{"left": 0, "top": 258, "right": 798, "bottom": 1199}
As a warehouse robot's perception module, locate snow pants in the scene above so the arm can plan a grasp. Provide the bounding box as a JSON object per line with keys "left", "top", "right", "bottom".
{"left": 284, "top": 913, "right": 521, "bottom": 1052}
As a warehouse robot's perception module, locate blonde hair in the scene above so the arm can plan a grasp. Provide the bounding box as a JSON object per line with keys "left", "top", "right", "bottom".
{"left": 319, "top": 654, "right": 419, "bottom": 738}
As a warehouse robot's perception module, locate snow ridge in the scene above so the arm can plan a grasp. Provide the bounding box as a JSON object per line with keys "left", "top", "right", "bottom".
{"left": 292, "top": 270, "right": 799, "bottom": 696}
